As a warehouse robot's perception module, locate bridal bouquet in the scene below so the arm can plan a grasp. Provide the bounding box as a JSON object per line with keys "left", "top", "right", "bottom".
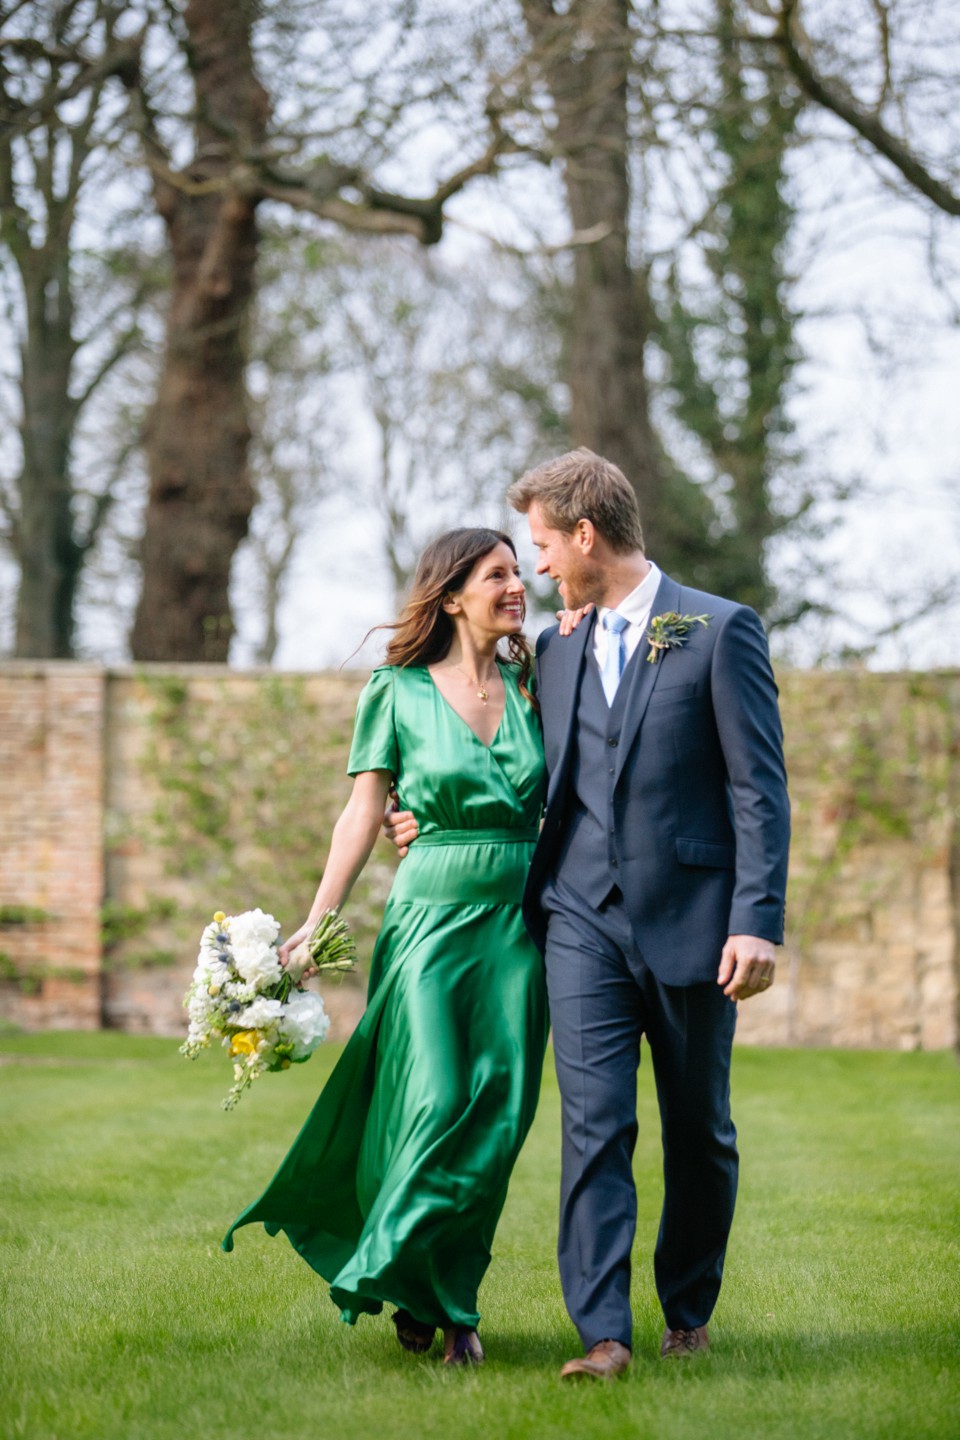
{"left": 180, "top": 907, "right": 357, "bottom": 1109}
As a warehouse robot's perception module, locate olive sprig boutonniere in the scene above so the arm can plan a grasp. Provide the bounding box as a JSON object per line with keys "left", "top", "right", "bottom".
{"left": 645, "top": 611, "right": 710, "bottom": 663}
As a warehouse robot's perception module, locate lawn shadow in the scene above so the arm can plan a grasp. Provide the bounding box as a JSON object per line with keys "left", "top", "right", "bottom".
{"left": 441, "top": 1318, "right": 960, "bottom": 1381}
{"left": 480, "top": 1326, "right": 581, "bottom": 1373}
{"left": 654, "top": 1322, "right": 960, "bottom": 1378}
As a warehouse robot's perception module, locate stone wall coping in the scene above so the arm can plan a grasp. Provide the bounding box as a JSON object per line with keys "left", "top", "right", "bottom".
{"left": 2, "top": 660, "right": 958, "bottom": 681}
{"left": 0, "top": 660, "right": 111, "bottom": 678}
{"left": 0, "top": 661, "right": 369, "bottom": 679}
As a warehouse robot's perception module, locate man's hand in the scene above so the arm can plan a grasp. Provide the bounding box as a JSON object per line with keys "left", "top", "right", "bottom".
{"left": 717, "top": 935, "right": 776, "bottom": 1000}
{"left": 383, "top": 802, "right": 418, "bottom": 858}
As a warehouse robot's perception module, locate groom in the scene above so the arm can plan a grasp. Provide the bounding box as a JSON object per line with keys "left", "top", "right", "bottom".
{"left": 389, "top": 448, "right": 790, "bottom": 1378}
{"left": 506, "top": 448, "right": 789, "bottom": 1377}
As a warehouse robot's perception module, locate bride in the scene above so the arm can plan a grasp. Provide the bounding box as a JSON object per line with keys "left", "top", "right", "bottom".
{"left": 223, "top": 528, "right": 549, "bottom": 1366}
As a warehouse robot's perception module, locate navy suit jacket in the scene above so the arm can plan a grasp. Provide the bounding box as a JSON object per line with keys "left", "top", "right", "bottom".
{"left": 523, "top": 572, "right": 791, "bottom": 985}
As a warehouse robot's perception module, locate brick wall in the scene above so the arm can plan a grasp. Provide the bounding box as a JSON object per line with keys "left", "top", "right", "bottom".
{"left": 1, "top": 662, "right": 957, "bottom": 1049}
{"left": 0, "top": 664, "right": 105, "bottom": 1027}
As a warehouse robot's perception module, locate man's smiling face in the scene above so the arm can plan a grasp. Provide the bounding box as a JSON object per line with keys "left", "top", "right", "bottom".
{"left": 527, "top": 500, "right": 600, "bottom": 610}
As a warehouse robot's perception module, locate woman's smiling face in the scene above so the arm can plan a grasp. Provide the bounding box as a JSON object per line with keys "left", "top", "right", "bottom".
{"left": 445, "top": 540, "right": 526, "bottom": 639}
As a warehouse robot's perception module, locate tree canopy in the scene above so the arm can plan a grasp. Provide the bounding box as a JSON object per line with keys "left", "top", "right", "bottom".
{"left": 1, "top": 0, "right": 957, "bottom": 665}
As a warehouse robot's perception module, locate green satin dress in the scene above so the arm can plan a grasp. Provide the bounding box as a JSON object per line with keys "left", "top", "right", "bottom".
{"left": 222, "top": 662, "right": 548, "bottom": 1331}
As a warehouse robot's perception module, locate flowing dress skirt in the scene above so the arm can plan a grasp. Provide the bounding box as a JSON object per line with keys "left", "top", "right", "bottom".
{"left": 223, "top": 664, "right": 548, "bottom": 1329}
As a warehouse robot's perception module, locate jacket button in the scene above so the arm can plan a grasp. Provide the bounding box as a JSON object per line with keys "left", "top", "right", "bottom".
{"left": 607, "top": 737, "right": 618, "bottom": 746}
{"left": 611, "top": 858, "right": 619, "bottom": 868}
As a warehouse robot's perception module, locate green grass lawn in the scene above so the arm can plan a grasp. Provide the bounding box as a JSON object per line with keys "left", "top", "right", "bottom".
{"left": 2, "top": 1032, "right": 958, "bottom": 1440}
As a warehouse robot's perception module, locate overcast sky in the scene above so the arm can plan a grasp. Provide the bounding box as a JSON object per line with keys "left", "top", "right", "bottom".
{"left": 236, "top": 108, "right": 960, "bottom": 675}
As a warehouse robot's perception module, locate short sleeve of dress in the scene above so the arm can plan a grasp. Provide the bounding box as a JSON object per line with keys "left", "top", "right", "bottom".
{"left": 347, "top": 667, "right": 399, "bottom": 777}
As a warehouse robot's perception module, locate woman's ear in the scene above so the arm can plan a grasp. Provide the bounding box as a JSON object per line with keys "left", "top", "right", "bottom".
{"left": 441, "top": 592, "right": 460, "bottom": 616}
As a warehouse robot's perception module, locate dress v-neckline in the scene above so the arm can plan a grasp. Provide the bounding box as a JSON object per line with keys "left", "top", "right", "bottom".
{"left": 425, "top": 663, "right": 510, "bottom": 751}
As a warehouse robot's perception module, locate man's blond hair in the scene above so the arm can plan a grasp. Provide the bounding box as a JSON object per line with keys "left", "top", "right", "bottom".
{"left": 507, "top": 447, "right": 644, "bottom": 555}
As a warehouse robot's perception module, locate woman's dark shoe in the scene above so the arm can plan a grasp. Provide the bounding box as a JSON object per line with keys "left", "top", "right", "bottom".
{"left": 392, "top": 1308, "right": 437, "bottom": 1354}
{"left": 443, "top": 1327, "right": 484, "bottom": 1365}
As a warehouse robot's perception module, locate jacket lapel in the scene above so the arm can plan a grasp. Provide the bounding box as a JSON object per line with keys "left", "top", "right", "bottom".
{"left": 543, "top": 610, "right": 595, "bottom": 808}
{"left": 614, "top": 572, "right": 681, "bottom": 784}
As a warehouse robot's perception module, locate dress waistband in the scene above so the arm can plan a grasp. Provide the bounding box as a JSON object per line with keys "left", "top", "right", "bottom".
{"left": 413, "top": 827, "right": 539, "bottom": 847}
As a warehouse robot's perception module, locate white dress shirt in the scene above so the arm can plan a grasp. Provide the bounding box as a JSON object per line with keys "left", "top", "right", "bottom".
{"left": 593, "top": 560, "right": 662, "bottom": 672}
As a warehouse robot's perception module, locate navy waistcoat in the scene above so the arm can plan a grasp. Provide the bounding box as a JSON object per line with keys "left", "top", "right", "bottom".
{"left": 553, "top": 642, "right": 642, "bottom": 906}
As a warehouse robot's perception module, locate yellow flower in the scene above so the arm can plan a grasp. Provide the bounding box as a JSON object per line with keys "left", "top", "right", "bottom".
{"left": 213, "top": 911, "right": 226, "bottom": 924}
{"left": 229, "top": 1030, "right": 260, "bottom": 1057}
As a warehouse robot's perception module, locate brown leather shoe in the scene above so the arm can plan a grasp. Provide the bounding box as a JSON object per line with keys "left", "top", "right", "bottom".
{"left": 660, "top": 1325, "right": 709, "bottom": 1358}
{"left": 560, "top": 1339, "right": 632, "bottom": 1380}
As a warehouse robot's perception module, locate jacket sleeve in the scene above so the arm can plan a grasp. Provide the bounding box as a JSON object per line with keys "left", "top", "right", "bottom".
{"left": 709, "top": 605, "right": 790, "bottom": 942}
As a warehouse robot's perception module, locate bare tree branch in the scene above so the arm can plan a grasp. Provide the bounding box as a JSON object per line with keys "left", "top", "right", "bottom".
{"left": 774, "top": 0, "right": 960, "bottom": 216}
{"left": 0, "top": 1, "right": 38, "bottom": 28}
{"left": 115, "top": 28, "right": 177, "bottom": 214}
{"left": 69, "top": 317, "right": 144, "bottom": 419}
{"left": 448, "top": 213, "right": 612, "bottom": 255}
{"left": 0, "top": 31, "right": 140, "bottom": 137}
{"left": 0, "top": 472, "right": 19, "bottom": 549}
{"left": 259, "top": 126, "right": 517, "bottom": 246}
{"left": 76, "top": 432, "right": 142, "bottom": 553}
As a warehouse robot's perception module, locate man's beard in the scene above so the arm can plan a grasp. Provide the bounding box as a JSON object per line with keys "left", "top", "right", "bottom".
{"left": 560, "top": 560, "right": 602, "bottom": 610}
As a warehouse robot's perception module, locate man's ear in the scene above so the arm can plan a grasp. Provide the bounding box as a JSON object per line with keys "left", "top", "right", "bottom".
{"left": 574, "top": 518, "right": 597, "bottom": 554}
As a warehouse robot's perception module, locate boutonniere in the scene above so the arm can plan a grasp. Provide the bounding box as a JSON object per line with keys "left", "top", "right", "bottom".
{"left": 645, "top": 611, "right": 709, "bottom": 663}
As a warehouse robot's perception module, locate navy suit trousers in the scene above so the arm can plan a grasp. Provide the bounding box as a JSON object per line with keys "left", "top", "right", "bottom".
{"left": 542, "top": 875, "right": 739, "bottom": 1349}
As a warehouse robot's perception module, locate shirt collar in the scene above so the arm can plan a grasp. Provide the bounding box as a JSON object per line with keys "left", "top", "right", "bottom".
{"left": 598, "top": 560, "right": 661, "bottom": 628}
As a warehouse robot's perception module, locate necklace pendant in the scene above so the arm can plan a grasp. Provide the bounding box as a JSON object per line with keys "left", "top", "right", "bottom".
{"left": 477, "top": 685, "right": 489, "bottom": 704}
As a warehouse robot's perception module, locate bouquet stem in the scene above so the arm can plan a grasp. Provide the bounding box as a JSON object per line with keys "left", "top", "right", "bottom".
{"left": 307, "top": 908, "right": 358, "bottom": 973}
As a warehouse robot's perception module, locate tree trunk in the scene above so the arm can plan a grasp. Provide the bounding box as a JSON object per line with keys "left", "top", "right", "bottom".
{"left": 1, "top": 13, "right": 138, "bottom": 659}
{"left": 14, "top": 258, "right": 83, "bottom": 657}
{"left": 712, "top": 3, "right": 798, "bottom": 615}
{"left": 656, "top": 0, "right": 799, "bottom": 616}
{"left": 130, "top": 0, "right": 267, "bottom": 661}
{"left": 520, "top": 0, "right": 664, "bottom": 533}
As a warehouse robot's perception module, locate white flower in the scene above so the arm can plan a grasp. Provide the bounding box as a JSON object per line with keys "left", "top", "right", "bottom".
{"left": 225, "top": 979, "right": 256, "bottom": 1002}
{"left": 199, "top": 922, "right": 229, "bottom": 959}
{"left": 236, "top": 996, "right": 285, "bottom": 1031}
{"left": 187, "top": 988, "right": 214, "bottom": 1024}
{"left": 228, "top": 908, "right": 281, "bottom": 951}
{"left": 282, "top": 991, "right": 330, "bottom": 1059}
{"left": 192, "top": 956, "right": 226, "bottom": 988}
{"left": 182, "top": 906, "right": 331, "bottom": 1107}
{"left": 232, "top": 939, "right": 282, "bottom": 989}
{"left": 195, "top": 921, "right": 232, "bottom": 988}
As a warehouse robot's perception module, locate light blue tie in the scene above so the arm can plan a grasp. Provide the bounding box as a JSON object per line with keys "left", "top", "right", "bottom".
{"left": 600, "top": 610, "right": 630, "bottom": 704}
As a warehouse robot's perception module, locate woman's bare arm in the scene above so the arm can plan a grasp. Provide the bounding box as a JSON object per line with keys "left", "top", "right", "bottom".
{"left": 279, "top": 769, "right": 393, "bottom": 964}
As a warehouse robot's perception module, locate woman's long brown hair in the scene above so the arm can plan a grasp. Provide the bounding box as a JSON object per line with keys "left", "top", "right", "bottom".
{"left": 380, "top": 528, "right": 535, "bottom": 703}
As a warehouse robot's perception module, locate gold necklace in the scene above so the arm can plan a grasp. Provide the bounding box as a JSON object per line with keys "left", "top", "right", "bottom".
{"left": 451, "top": 661, "right": 497, "bottom": 705}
